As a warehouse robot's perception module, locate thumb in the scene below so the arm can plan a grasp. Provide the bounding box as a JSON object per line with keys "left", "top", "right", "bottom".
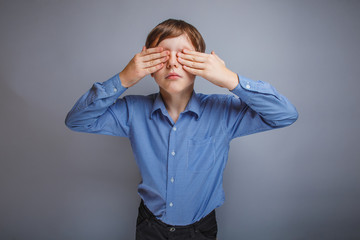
{"left": 142, "top": 46, "right": 146, "bottom": 52}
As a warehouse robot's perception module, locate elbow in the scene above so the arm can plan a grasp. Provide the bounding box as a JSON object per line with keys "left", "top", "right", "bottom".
{"left": 278, "top": 106, "right": 299, "bottom": 127}
{"left": 64, "top": 113, "right": 94, "bottom": 133}
{"left": 291, "top": 108, "right": 299, "bottom": 123}
{"left": 64, "top": 114, "right": 74, "bottom": 130}
{"left": 64, "top": 113, "right": 79, "bottom": 131}
{"left": 266, "top": 107, "right": 299, "bottom": 128}
{"left": 287, "top": 105, "right": 299, "bottom": 125}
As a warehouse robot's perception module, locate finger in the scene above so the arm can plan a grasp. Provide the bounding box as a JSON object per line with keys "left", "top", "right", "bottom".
{"left": 144, "top": 56, "right": 169, "bottom": 68}
{"left": 142, "top": 51, "right": 170, "bottom": 62}
{"left": 177, "top": 52, "right": 205, "bottom": 63}
{"left": 178, "top": 57, "right": 205, "bottom": 69}
{"left": 183, "top": 65, "right": 202, "bottom": 75}
{"left": 182, "top": 48, "right": 208, "bottom": 57}
{"left": 141, "top": 47, "right": 164, "bottom": 56}
{"left": 145, "top": 62, "right": 164, "bottom": 74}
{"left": 142, "top": 46, "right": 146, "bottom": 52}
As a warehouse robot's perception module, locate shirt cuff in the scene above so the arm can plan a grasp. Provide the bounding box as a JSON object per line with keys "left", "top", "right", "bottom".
{"left": 230, "top": 75, "right": 278, "bottom": 103}
{"left": 102, "top": 73, "right": 128, "bottom": 96}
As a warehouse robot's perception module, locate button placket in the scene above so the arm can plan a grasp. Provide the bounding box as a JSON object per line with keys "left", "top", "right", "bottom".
{"left": 166, "top": 124, "right": 177, "bottom": 216}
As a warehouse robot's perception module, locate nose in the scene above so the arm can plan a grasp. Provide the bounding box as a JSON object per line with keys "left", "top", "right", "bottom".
{"left": 166, "top": 51, "right": 179, "bottom": 69}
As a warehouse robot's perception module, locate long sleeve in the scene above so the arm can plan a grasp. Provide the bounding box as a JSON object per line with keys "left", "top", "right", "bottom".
{"left": 225, "top": 75, "right": 298, "bottom": 139}
{"left": 65, "top": 73, "right": 131, "bottom": 137}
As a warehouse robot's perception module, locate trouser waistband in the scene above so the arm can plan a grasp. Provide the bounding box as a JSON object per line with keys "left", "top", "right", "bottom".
{"left": 138, "top": 199, "right": 216, "bottom": 231}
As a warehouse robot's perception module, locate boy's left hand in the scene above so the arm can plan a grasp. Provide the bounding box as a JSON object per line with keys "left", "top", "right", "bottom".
{"left": 177, "top": 49, "right": 239, "bottom": 90}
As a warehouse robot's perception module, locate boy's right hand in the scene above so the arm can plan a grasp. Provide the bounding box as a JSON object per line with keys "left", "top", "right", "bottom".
{"left": 119, "top": 46, "right": 169, "bottom": 88}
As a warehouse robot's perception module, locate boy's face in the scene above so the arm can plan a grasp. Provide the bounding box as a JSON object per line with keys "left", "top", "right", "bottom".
{"left": 151, "top": 34, "right": 196, "bottom": 96}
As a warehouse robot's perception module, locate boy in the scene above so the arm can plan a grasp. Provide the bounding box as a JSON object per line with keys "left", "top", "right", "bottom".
{"left": 65, "top": 19, "right": 298, "bottom": 240}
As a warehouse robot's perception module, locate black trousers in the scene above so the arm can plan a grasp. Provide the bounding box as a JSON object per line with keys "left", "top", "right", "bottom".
{"left": 136, "top": 200, "right": 218, "bottom": 240}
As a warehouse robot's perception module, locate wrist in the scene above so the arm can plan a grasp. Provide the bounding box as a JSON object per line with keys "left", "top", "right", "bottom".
{"left": 119, "top": 71, "right": 130, "bottom": 88}
{"left": 225, "top": 71, "right": 239, "bottom": 91}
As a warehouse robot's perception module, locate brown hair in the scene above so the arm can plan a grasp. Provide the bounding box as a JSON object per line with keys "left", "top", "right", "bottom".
{"left": 145, "top": 19, "right": 206, "bottom": 53}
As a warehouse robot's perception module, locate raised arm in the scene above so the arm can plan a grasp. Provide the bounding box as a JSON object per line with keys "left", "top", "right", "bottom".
{"left": 64, "top": 74, "right": 130, "bottom": 136}
{"left": 225, "top": 75, "right": 298, "bottom": 138}
{"left": 65, "top": 47, "right": 170, "bottom": 136}
{"left": 177, "top": 48, "right": 298, "bottom": 138}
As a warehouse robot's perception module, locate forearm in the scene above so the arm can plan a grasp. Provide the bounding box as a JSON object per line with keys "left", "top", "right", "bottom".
{"left": 230, "top": 75, "right": 298, "bottom": 127}
{"left": 65, "top": 73, "right": 127, "bottom": 132}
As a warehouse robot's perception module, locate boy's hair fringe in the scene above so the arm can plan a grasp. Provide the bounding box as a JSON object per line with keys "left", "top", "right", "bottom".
{"left": 145, "top": 19, "right": 206, "bottom": 53}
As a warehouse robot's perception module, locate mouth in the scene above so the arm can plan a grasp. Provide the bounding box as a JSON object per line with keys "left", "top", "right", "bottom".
{"left": 165, "top": 72, "right": 182, "bottom": 79}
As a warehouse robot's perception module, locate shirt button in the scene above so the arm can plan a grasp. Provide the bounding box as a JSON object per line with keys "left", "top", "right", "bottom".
{"left": 171, "top": 177, "right": 174, "bottom": 183}
{"left": 245, "top": 83, "right": 251, "bottom": 89}
{"left": 113, "top": 87, "right": 118, "bottom": 92}
{"left": 171, "top": 151, "right": 175, "bottom": 156}
{"left": 173, "top": 127, "right": 177, "bottom": 131}
{"left": 169, "top": 227, "right": 176, "bottom": 232}
{"left": 169, "top": 202, "right": 173, "bottom": 207}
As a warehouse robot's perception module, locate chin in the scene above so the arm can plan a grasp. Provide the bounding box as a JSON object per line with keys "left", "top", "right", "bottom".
{"left": 154, "top": 75, "right": 195, "bottom": 94}
{"left": 161, "top": 86, "right": 185, "bottom": 94}
{"left": 158, "top": 82, "right": 194, "bottom": 95}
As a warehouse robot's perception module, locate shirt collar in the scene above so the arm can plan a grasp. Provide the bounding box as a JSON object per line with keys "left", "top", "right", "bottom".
{"left": 150, "top": 91, "right": 201, "bottom": 120}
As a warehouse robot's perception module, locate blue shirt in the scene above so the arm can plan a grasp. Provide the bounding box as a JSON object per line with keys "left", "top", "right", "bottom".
{"left": 65, "top": 73, "right": 298, "bottom": 226}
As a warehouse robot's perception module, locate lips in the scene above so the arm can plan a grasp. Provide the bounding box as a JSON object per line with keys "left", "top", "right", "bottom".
{"left": 166, "top": 72, "right": 181, "bottom": 79}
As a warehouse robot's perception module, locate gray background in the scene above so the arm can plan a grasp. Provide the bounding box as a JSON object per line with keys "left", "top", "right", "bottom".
{"left": 1, "top": 0, "right": 359, "bottom": 239}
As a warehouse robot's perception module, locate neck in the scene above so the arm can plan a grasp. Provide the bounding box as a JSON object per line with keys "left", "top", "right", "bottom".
{"left": 160, "top": 87, "right": 193, "bottom": 123}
